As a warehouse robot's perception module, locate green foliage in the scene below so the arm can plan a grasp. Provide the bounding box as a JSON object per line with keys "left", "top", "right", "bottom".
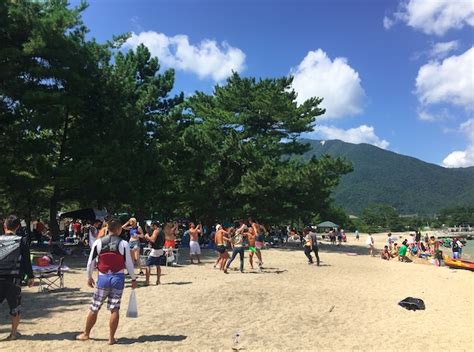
{"left": 303, "top": 139, "right": 474, "bottom": 215}
{"left": 0, "top": 1, "right": 351, "bottom": 231}
{"left": 437, "top": 206, "right": 474, "bottom": 226}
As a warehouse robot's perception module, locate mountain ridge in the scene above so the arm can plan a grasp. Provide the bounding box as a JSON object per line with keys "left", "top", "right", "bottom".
{"left": 301, "top": 139, "right": 474, "bottom": 215}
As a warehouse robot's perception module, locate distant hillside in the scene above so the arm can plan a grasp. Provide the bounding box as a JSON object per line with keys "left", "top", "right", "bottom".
{"left": 301, "top": 139, "right": 474, "bottom": 215}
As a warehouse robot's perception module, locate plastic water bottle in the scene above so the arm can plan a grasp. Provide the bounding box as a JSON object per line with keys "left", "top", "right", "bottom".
{"left": 232, "top": 331, "right": 240, "bottom": 350}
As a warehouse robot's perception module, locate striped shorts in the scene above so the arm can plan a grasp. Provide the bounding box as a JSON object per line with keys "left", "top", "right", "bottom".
{"left": 90, "top": 273, "right": 125, "bottom": 312}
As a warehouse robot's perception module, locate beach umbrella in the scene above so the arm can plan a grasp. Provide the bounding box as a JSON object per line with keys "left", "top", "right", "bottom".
{"left": 316, "top": 221, "right": 339, "bottom": 228}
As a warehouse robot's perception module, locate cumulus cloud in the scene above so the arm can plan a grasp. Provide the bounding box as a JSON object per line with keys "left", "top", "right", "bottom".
{"left": 442, "top": 118, "right": 474, "bottom": 167}
{"left": 386, "top": 0, "right": 474, "bottom": 36}
{"left": 310, "top": 125, "right": 389, "bottom": 149}
{"left": 429, "top": 40, "right": 459, "bottom": 59}
{"left": 415, "top": 47, "right": 474, "bottom": 110}
{"left": 291, "top": 49, "right": 365, "bottom": 119}
{"left": 124, "top": 31, "right": 246, "bottom": 81}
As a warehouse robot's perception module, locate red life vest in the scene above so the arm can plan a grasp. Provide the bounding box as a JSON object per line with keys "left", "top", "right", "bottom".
{"left": 97, "top": 235, "right": 125, "bottom": 274}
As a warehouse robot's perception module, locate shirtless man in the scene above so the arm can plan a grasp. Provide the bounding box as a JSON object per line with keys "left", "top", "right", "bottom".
{"left": 188, "top": 222, "right": 202, "bottom": 264}
{"left": 249, "top": 218, "right": 263, "bottom": 271}
{"left": 164, "top": 221, "right": 179, "bottom": 249}
{"left": 214, "top": 225, "right": 230, "bottom": 272}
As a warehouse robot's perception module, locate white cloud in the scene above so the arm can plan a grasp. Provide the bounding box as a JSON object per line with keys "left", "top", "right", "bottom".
{"left": 291, "top": 49, "right": 365, "bottom": 119}
{"left": 442, "top": 118, "right": 474, "bottom": 167}
{"left": 383, "top": 16, "right": 395, "bottom": 29}
{"left": 387, "top": 0, "right": 474, "bottom": 36}
{"left": 124, "top": 31, "right": 246, "bottom": 81}
{"left": 415, "top": 47, "right": 474, "bottom": 109}
{"left": 429, "top": 40, "right": 459, "bottom": 59}
{"left": 417, "top": 108, "right": 452, "bottom": 122}
{"left": 311, "top": 125, "right": 389, "bottom": 149}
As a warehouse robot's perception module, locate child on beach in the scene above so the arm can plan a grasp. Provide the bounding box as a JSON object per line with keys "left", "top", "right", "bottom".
{"left": 434, "top": 249, "right": 444, "bottom": 267}
{"left": 380, "top": 245, "right": 390, "bottom": 260}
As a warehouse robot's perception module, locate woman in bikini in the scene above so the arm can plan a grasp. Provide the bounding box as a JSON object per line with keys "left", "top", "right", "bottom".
{"left": 122, "top": 218, "right": 144, "bottom": 274}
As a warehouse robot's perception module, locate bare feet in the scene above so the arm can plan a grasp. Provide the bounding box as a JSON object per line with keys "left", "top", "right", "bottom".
{"left": 156, "top": 280, "right": 161, "bottom": 285}
{"left": 144, "top": 281, "right": 150, "bottom": 286}
{"left": 76, "top": 333, "right": 89, "bottom": 341}
{"left": 108, "top": 338, "right": 117, "bottom": 345}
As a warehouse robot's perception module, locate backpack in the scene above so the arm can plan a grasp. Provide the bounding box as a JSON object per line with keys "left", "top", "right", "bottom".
{"left": 0, "top": 235, "right": 22, "bottom": 276}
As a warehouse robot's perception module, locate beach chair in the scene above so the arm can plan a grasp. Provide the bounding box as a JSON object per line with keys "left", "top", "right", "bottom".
{"left": 37, "top": 257, "right": 65, "bottom": 292}
{"left": 164, "top": 248, "right": 180, "bottom": 266}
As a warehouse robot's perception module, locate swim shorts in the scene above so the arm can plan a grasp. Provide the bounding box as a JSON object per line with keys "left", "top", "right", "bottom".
{"left": 248, "top": 246, "right": 257, "bottom": 253}
{"left": 0, "top": 278, "right": 21, "bottom": 316}
{"left": 255, "top": 241, "right": 263, "bottom": 250}
{"left": 146, "top": 255, "right": 166, "bottom": 267}
{"left": 189, "top": 240, "right": 201, "bottom": 255}
{"left": 129, "top": 240, "right": 140, "bottom": 250}
{"left": 216, "top": 245, "right": 226, "bottom": 254}
{"left": 164, "top": 239, "right": 176, "bottom": 248}
{"left": 90, "top": 273, "right": 125, "bottom": 312}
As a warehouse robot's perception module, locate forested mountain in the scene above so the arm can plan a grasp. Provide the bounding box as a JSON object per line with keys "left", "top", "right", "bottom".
{"left": 302, "top": 139, "right": 474, "bottom": 215}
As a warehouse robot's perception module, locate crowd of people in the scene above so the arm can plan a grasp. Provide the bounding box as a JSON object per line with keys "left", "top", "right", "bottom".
{"left": 373, "top": 231, "right": 466, "bottom": 266}
{"left": 1, "top": 212, "right": 471, "bottom": 345}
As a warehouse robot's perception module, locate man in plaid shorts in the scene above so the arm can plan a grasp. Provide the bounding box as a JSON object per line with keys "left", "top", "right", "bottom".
{"left": 76, "top": 218, "right": 137, "bottom": 345}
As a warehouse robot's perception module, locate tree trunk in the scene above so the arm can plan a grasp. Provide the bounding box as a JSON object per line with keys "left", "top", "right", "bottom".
{"left": 49, "top": 109, "right": 70, "bottom": 236}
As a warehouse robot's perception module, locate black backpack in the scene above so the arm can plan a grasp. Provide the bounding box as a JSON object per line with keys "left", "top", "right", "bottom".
{"left": 0, "top": 235, "right": 22, "bottom": 276}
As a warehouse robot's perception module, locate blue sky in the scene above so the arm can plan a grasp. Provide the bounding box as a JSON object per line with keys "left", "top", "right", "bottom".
{"left": 73, "top": 0, "right": 474, "bottom": 167}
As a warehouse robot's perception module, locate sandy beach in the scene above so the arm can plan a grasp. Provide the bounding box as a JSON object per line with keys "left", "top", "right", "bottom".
{"left": 1, "top": 233, "right": 473, "bottom": 351}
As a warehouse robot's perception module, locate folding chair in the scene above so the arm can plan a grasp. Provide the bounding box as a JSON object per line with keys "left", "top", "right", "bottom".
{"left": 37, "top": 257, "right": 65, "bottom": 292}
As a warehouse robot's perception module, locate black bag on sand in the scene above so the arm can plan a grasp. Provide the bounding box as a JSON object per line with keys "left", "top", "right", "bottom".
{"left": 398, "top": 297, "right": 425, "bottom": 311}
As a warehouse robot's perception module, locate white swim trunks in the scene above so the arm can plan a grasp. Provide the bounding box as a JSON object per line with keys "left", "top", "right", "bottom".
{"left": 189, "top": 240, "right": 201, "bottom": 255}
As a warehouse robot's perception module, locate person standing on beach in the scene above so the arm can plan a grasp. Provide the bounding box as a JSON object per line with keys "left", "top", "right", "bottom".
{"left": 366, "top": 233, "right": 375, "bottom": 257}
{"left": 0, "top": 215, "right": 34, "bottom": 341}
{"left": 247, "top": 226, "right": 263, "bottom": 271}
{"left": 77, "top": 218, "right": 137, "bottom": 345}
{"left": 386, "top": 233, "right": 394, "bottom": 251}
{"left": 250, "top": 218, "right": 264, "bottom": 268}
{"left": 303, "top": 229, "right": 314, "bottom": 264}
{"left": 214, "top": 225, "right": 230, "bottom": 272}
{"left": 144, "top": 222, "right": 165, "bottom": 285}
{"left": 309, "top": 228, "right": 320, "bottom": 266}
{"left": 451, "top": 238, "right": 462, "bottom": 259}
{"left": 88, "top": 220, "right": 101, "bottom": 248}
{"left": 188, "top": 222, "right": 202, "bottom": 264}
{"left": 163, "top": 221, "right": 179, "bottom": 249}
{"left": 122, "top": 218, "right": 144, "bottom": 274}
{"left": 225, "top": 225, "right": 246, "bottom": 273}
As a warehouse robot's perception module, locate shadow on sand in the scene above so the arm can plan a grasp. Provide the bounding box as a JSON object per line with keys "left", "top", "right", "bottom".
{"left": 117, "top": 334, "right": 187, "bottom": 344}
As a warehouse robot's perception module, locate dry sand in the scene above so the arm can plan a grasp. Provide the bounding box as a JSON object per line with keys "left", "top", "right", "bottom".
{"left": 1, "top": 233, "right": 473, "bottom": 351}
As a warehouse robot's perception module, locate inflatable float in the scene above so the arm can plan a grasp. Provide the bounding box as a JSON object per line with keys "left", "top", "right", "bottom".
{"left": 444, "top": 257, "right": 474, "bottom": 271}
